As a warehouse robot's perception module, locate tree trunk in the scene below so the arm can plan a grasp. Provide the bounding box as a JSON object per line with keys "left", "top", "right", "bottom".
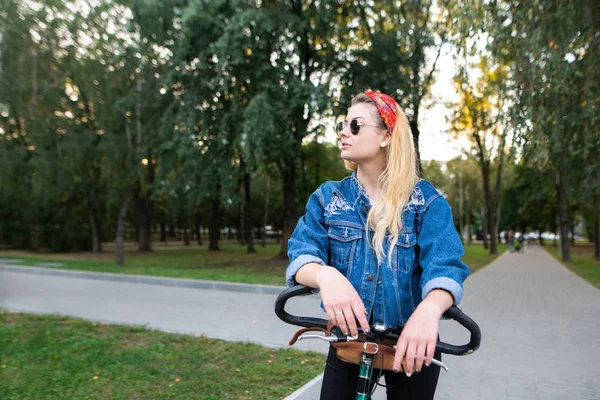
{"left": 482, "top": 163, "right": 497, "bottom": 254}
{"left": 160, "top": 222, "right": 167, "bottom": 242}
{"left": 492, "top": 128, "right": 507, "bottom": 253}
{"left": 465, "top": 187, "right": 472, "bottom": 245}
{"left": 244, "top": 170, "right": 256, "bottom": 253}
{"left": 115, "top": 192, "right": 131, "bottom": 266}
{"left": 135, "top": 191, "right": 153, "bottom": 252}
{"left": 262, "top": 175, "right": 270, "bottom": 247}
{"left": 132, "top": 72, "right": 152, "bottom": 252}
{"left": 277, "top": 165, "right": 297, "bottom": 259}
{"left": 556, "top": 168, "right": 571, "bottom": 262}
{"left": 409, "top": 121, "right": 423, "bottom": 178}
{"left": 182, "top": 210, "right": 190, "bottom": 246}
{"left": 87, "top": 200, "right": 102, "bottom": 253}
{"left": 481, "top": 206, "right": 488, "bottom": 249}
{"left": 595, "top": 210, "right": 599, "bottom": 261}
{"left": 209, "top": 186, "right": 221, "bottom": 251}
{"left": 239, "top": 203, "right": 246, "bottom": 245}
{"left": 458, "top": 171, "right": 464, "bottom": 243}
{"left": 31, "top": 49, "right": 38, "bottom": 107}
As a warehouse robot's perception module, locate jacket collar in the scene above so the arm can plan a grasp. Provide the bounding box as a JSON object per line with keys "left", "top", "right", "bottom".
{"left": 350, "top": 171, "right": 371, "bottom": 203}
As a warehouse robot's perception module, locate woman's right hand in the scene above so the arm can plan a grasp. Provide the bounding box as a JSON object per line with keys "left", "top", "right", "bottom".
{"left": 316, "top": 266, "right": 370, "bottom": 337}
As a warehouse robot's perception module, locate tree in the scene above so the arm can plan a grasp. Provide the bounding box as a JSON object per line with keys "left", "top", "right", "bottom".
{"left": 486, "top": 0, "right": 600, "bottom": 262}
{"left": 448, "top": 56, "right": 509, "bottom": 254}
{"left": 337, "top": 0, "right": 454, "bottom": 175}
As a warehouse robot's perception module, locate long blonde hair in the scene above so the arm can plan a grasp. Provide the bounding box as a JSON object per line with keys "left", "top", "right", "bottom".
{"left": 344, "top": 93, "right": 420, "bottom": 262}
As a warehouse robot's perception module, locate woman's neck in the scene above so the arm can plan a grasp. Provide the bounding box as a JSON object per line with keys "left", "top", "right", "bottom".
{"left": 356, "top": 164, "right": 385, "bottom": 201}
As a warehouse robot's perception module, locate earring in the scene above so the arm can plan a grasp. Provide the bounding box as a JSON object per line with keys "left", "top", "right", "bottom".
{"left": 380, "top": 142, "right": 387, "bottom": 148}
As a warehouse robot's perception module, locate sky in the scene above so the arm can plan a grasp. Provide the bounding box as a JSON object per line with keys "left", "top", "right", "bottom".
{"left": 418, "top": 46, "right": 471, "bottom": 161}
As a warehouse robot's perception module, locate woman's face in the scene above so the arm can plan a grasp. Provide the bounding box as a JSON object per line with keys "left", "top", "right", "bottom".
{"left": 339, "top": 103, "right": 388, "bottom": 164}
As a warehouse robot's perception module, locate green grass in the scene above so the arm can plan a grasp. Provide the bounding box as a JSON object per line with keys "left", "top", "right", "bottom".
{"left": 544, "top": 244, "right": 600, "bottom": 289}
{"left": 1, "top": 242, "right": 506, "bottom": 285}
{"left": 0, "top": 312, "right": 324, "bottom": 400}
{"left": 0, "top": 244, "right": 289, "bottom": 286}
{"left": 462, "top": 243, "right": 508, "bottom": 274}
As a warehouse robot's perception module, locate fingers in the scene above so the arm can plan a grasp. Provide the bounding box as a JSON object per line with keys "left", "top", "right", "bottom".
{"left": 341, "top": 305, "right": 359, "bottom": 337}
{"left": 404, "top": 341, "right": 417, "bottom": 376}
{"left": 325, "top": 296, "right": 368, "bottom": 337}
{"left": 324, "top": 308, "right": 338, "bottom": 329}
{"left": 393, "top": 337, "right": 434, "bottom": 376}
{"left": 425, "top": 338, "right": 436, "bottom": 367}
{"left": 414, "top": 343, "right": 426, "bottom": 373}
{"left": 392, "top": 336, "right": 407, "bottom": 373}
{"left": 333, "top": 309, "right": 350, "bottom": 335}
{"left": 351, "top": 301, "right": 370, "bottom": 334}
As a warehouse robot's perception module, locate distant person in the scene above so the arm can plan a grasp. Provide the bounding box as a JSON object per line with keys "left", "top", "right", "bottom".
{"left": 515, "top": 234, "right": 524, "bottom": 253}
{"left": 286, "top": 91, "right": 470, "bottom": 399}
{"left": 508, "top": 229, "right": 515, "bottom": 252}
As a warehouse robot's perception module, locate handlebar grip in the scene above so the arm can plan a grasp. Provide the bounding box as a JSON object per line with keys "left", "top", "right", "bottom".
{"left": 437, "top": 305, "right": 481, "bottom": 356}
{"left": 274, "top": 285, "right": 329, "bottom": 330}
{"left": 275, "top": 285, "right": 481, "bottom": 356}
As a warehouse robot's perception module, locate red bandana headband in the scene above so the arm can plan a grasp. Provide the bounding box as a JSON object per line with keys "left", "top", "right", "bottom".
{"left": 365, "top": 90, "right": 397, "bottom": 133}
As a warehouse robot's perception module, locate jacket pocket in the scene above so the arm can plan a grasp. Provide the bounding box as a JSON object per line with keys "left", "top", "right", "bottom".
{"left": 327, "top": 225, "right": 362, "bottom": 267}
{"left": 392, "top": 232, "right": 417, "bottom": 273}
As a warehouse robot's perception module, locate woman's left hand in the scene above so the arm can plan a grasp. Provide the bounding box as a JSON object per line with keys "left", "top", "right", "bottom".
{"left": 392, "top": 289, "right": 452, "bottom": 376}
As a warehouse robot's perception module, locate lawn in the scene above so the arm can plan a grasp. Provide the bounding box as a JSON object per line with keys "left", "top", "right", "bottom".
{"left": 544, "top": 244, "right": 600, "bottom": 289}
{"left": 0, "top": 312, "right": 324, "bottom": 400}
{"left": 0, "top": 242, "right": 507, "bottom": 399}
{"left": 0, "top": 242, "right": 506, "bottom": 285}
{"left": 0, "top": 243, "right": 289, "bottom": 286}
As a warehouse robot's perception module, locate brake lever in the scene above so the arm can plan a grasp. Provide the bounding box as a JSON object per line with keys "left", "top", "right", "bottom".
{"left": 298, "top": 329, "right": 357, "bottom": 343}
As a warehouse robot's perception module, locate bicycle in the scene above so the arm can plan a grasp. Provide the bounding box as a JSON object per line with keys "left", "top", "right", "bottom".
{"left": 275, "top": 284, "right": 481, "bottom": 400}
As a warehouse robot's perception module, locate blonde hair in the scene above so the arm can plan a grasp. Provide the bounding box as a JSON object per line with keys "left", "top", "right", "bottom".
{"left": 344, "top": 93, "right": 420, "bottom": 262}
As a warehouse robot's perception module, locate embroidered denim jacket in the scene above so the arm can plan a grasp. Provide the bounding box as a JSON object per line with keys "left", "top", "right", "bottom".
{"left": 286, "top": 172, "right": 469, "bottom": 329}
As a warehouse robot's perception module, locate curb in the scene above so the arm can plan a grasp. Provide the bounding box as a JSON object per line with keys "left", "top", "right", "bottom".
{"left": 283, "top": 373, "right": 323, "bottom": 400}
{"left": 0, "top": 264, "right": 286, "bottom": 295}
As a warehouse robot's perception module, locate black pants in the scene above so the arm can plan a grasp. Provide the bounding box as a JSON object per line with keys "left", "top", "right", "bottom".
{"left": 320, "top": 345, "right": 441, "bottom": 400}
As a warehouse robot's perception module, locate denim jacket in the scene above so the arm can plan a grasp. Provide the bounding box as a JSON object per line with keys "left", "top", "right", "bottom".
{"left": 286, "top": 172, "right": 469, "bottom": 329}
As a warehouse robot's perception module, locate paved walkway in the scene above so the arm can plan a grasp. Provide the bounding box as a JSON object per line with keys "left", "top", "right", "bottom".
{"left": 1, "top": 245, "right": 599, "bottom": 399}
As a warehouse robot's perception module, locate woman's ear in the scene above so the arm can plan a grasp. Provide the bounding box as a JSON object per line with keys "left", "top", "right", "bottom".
{"left": 380, "top": 133, "right": 391, "bottom": 148}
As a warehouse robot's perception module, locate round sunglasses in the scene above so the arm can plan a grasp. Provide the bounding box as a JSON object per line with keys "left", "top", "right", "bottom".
{"left": 335, "top": 119, "right": 384, "bottom": 135}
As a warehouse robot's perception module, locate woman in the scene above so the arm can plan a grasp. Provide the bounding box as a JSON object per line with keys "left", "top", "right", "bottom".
{"left": 286, "top": 91, "right": 469, "bottom": 399}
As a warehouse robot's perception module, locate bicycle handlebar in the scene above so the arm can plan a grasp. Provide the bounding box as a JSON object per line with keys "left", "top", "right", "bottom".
{"left": 274, "top": 284, "right": 481, "bottom": 356}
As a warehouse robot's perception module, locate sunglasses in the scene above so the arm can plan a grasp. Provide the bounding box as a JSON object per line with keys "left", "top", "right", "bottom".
{"left": 335, "top": 119, "right": 383, "bottom": 135}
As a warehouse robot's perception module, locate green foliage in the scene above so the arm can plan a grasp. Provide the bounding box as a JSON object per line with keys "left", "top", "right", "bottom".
{"left": 422, "top": 156, "right": 484, "bottom": 237}
{"left": 486, "top": 0, "right": 600, "bottom": 240}
{"left": 499, "top": 163, "right": 558, "bottom": 233}
{"left": 1, "top": 0, "right": 596, "bottom": 255}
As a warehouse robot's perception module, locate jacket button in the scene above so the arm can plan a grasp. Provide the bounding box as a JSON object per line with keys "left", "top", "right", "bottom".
{"left": 363, "top": 204, "right": 369, "bottom": 212}
{"left": 367, "top": 274, "right": 374, "bottom": 281}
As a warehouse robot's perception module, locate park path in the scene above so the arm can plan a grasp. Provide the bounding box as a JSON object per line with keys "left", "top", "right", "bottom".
{"left": 1, "top": 245, "right": 599, "bottom": 400}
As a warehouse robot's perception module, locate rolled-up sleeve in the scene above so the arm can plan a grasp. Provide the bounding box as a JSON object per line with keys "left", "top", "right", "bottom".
{"left": 418, "top": 195, "right": 470, "bottom": 305}
{"left": 286, "top": 188, "right": 329, "bottom": 287}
